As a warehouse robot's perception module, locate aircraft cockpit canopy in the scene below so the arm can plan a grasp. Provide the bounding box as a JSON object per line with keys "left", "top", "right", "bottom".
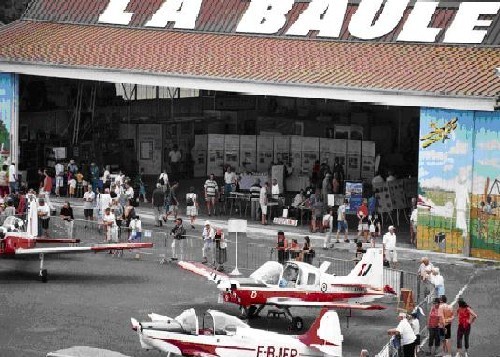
{"left": 280, "top": 263, "right": 300, "bottom": 288}
{"left": 249, "top": 261, "right": 283, "bottom": 285}
{"left": 203, "top": 310, "right": 249, "bottom": 336}
{"left": 2, "top": 216, "right": 25, "bottom": 232}
{"left": 175, "top": 308, "right": 199, "bottom": 335}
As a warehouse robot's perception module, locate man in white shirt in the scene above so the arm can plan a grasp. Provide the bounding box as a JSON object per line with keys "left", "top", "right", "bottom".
{"left": 387, "top": 313, "right": 416, "bottom": 357}
{"left": 201, "top": 220, "right": 215, "bottom": 264}
{"left": 271, "top": 178, "right": 280, "bottom": 199}
{"left": 336, "top": 199, "right": 349, "bottom": 243}
{"left": 37, "top": 198, "right": 51, "bottom": 237}
{"left": 259, "top": 182, "right": 268, "bottom": 225}
{"left": 223, "top": 166, "right": 236, "bottom": 196}
{"left": 102, "top": 207, "right": 116, "bottom": 242}
{"left": 204, "top": 174, "right": 219, "bottom": 216}
{"left": 168, "top": 144, "right": 182, "bottom": 176}
{"left": 8, "top": 162, "right": 17, "bottom": 194}
{"left": 383, "top": 225, "right": 398, "bottom": 268}
{"left": 158, "top": 169, "right": 169, "bottom": 190}
{"left": 83, "top": 186, "right": 96, "bottom": 221}
{"left": 102, "top": 165, "right": 111, "bottom": 189}
{"left": 55, "top": 161, "right": 65, "bottom": 197}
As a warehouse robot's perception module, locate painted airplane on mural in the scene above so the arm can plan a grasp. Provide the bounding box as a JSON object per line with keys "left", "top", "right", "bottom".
{"left": 420, "top": 117, "right": 458, "bottom": 148}
{"left": 0, "top": 202, "right": 153, "bottom": 282}
{"left": 131, "top": 307, "right": 343, "bottom": 357}
{"left": 180, "top": 248, "right": 393, "bottom": 330}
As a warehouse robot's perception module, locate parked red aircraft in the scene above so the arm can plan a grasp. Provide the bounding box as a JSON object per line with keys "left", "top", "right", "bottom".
{"left": 180, "top": 248, "right": 394, "bottom": 330}
{"left": 0, "top": 215, "right": 153, "bottom": 282}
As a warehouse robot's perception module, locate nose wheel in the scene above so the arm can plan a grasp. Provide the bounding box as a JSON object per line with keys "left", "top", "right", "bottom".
{"left": 39, "top": 253, "right": 48, "bottom": 283}
{"left": 40, "top": 269, "right": 48, "bottom": 283}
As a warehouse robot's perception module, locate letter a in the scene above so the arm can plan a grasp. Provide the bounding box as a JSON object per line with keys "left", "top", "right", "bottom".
{"left": 98, "top": 0, "right": 133, "bottom": 25}
{"left": 349, "top": 0, "right": 410, "bottom": 40}
{"left": 236, "top": 0, "right": 295, "bottom": 34}
{"left": 145, "top": 0, "right": 203, "bottom": 29}
{"left": 286, "top": 0, "right": 348, "bottom": 38}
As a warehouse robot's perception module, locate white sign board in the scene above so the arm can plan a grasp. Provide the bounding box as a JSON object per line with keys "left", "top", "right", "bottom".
{"left": 228, "top": 219, "right": 247, "bottom": 233}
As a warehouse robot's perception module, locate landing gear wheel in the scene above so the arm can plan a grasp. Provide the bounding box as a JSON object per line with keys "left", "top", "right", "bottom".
{"left": 40, "top": 269, "right": 48, "bottom": 283}
{"left": 290, "top": 317, "right": 304, "bottom": 331}
{"left": 247, "top": 305, "right": 258, "bottom": 318}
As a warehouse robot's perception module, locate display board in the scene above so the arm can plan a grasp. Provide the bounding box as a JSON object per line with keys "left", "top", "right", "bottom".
{"left": 290, "top": 136, "right": 302, "bottom": 173}
{"left": 273, "top": 136, "right": 290, "bottom": 164}
{"left": 257, "top": 136, "right": 273, "bottom": 172}
{"left": 224, "top": 134, "right": 239, "bottom": 169}
{"left": 207, "top": 150, "right": 224, "bottom": 176}
{"left": 387, "top": 179, "right": 408, "bottom": 210}
{"left": 320, "top": 138, "right": 335, "bottom": 167}
{"left": 240, "top": 135, "right": 257, "bottom": 172}
{"left": 193, "top": 151, "right": 207, "bottom": 178}
{"left": 372, "top": 182, "right": 393, "bottom": 213}
{"left": 345, "top": 181, "right": 363, "bottom": 214}
{"left": 361, "top": 156, "right": 375, "bottom": 180}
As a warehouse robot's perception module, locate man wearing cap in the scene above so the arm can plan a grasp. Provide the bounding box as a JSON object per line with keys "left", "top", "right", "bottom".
{"left": 250, "top": 179, "right": 261, "bottom": 221}
{"left": 383, "top": 225, "right": 398, "bottom": 269}
{"left": 201, "top": 220, "right": 215, "bottom": 264}
{"left": 388, "top": 312, "right": 416, "bottom": 357}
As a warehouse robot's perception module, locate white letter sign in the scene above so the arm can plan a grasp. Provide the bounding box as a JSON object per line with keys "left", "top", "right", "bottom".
{"left": 397, "top": 1, "right": 441, "bottom": 42}
{"left": 236, "top": 0, "right": 295, "bottom": 34}
{"left": 349, "top": 0, "right": 410, "bottom": 40}
{"left": 98, "top": 0, "right": 133, "bottom": 25}
{"left": 286, "top": 0, "right": 348, "bottom": 38}
{"left": 145, "top": 0, "right": 203, "bottom": 29}
{"left": 443, "top": 2, "right": 500, "bottom": 44}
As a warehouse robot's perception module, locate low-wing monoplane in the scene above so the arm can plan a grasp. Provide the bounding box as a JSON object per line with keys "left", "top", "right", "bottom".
{"left": 180, "top": 248, "right": 394, "bottom": 330}
{"left": 131, "top": 307, "right": 343, "bottom": 357}
{"left": 0, "top": 204, "right": 153, "bottom": 282}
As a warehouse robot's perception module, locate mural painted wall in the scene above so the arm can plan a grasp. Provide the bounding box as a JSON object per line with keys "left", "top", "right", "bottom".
{"left": 418, "top": 108, "right": 499, "bottom": 260}
{"left": 0, "top": 73, "right": 15, "bottom": 164}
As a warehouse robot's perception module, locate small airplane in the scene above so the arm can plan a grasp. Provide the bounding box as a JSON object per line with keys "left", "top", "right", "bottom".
{"left": 179, "top": 248, "right": 394, "bottom": 330}
{"left": 420, "top": 117, "right": 458, "bottom": 148}
{"left": 0, "top": 202, "right": 153, "bottom": 282}
{"left": 131, "top": 307, "right": 343, "bottom": 357}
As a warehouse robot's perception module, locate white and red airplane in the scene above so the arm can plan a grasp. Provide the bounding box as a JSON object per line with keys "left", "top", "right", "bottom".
{"left": 131, "top": 307, "right": 343, "bottom": 357}
{"left": 0, "top": 203, "right": 153, "bottom": 282}
{"left": 180, "top": 248, "right": 394, "bottom": 330}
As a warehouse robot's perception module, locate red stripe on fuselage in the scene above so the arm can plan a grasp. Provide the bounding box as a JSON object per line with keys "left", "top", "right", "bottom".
{"left": 158, "top": 338, "right": 256, "bottom": 355}
{"left": 227, "top": 288, "right": 368, "bottom": 307}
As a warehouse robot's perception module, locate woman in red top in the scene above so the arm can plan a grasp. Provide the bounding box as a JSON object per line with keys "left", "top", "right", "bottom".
{"left": 43, "top": 170, "right": 53, "bottom": 194}
{"left": 456, "top": 299, "right": 477, "bottom": 357}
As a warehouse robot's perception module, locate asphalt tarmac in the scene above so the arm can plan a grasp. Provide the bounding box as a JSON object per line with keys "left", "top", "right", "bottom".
{"left": 1, "top": 205, "right": 498, "bottom": 356}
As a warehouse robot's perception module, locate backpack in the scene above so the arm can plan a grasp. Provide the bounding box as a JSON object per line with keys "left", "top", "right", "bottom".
{"left": 186, "top": 194, "right": 195, "bottom": 206}
{"left": 159, "top": 177, "right": 165, "bottom": 186}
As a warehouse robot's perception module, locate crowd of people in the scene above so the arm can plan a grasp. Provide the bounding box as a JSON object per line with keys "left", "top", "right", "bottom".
{"left": 384, "top": 257, "right": 478, "bottom": 357}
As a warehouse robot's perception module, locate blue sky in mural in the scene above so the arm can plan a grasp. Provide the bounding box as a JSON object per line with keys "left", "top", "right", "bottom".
{"left": 0, "top": 73, "right": 13, "bottom": 132}
{"left": 419, "top": 108, "right": 500, "bottom": 194}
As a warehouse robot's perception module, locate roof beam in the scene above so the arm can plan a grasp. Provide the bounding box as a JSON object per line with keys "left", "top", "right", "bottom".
{"left": 0, "top": 62, "right": 496, "bottom": 111}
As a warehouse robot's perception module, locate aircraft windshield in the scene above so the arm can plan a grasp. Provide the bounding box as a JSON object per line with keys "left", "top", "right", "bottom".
{"left": 206, "top": 310, "right": 249, "bottom": 335}
{"left": 250, "top": 261, "right": 283, "bottom": 285}
{"left": 175, "top": 308, "right": 198, "bottom": 335}
{"left": 280, "top": 263, "right": 299, "bottom": 288}
{"left": 2, "top": 216, "right": 25, "bottom": 231}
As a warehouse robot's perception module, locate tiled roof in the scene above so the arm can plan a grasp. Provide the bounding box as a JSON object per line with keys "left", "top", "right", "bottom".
{"left": 0, "top": 21, "right": 499, "bottom": 99}
{"left": 22, "top": 0, "right": 500, "bottom": 45}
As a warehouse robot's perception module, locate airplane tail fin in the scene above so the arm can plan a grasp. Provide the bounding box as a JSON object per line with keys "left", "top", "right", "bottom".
{"left": 348, "top": 247, "right": 384, "bottom": 288}
{"left": 298, "top": 308, "right": 343, "bottom": 357}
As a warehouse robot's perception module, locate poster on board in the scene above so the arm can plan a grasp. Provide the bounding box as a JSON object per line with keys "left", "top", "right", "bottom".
{"left": 345, "top": 181, "right": 363, "bottom": 214}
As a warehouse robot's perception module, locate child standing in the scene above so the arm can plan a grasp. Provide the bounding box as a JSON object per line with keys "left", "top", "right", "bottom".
{"left": 128, "top": 215, "right": 142, "bottom": 242}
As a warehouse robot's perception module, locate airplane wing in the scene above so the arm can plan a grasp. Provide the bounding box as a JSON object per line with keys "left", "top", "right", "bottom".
{"left": 266, "top": 297, "right": 385, "bottom": 310}
{"left": 14, "top": 242, "right": 153, "bottom": 255}
{"left": 178, "top": 261, "right": 229, "bottom": 284}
